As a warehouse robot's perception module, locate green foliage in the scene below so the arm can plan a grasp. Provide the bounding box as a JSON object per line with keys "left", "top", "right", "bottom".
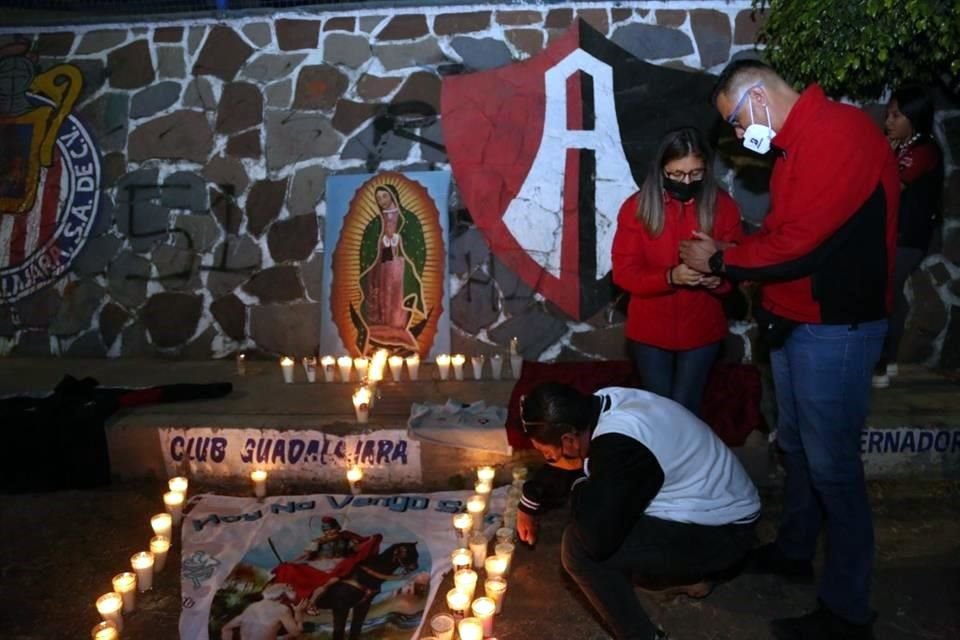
{"left": 752, "top": 0, "right": 960, "bottom": 100}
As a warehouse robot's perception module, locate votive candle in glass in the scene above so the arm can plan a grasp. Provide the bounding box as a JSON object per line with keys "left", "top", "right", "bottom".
{"left": 489, "top": 354, "right": 503, "bottom": 380}
{"left": 130, "top": 551, "right": 155, "bottom": 592}
{"left": 475, "top": 480, "right": 492, "bottom": 503}
{"left": 495, "top": 542, "right": 515, "bottom": 574}
{"left": 235, "top": 352, "right": 246, "bottom": 376}
{"left": 495, "top": 527, "right": 516, "bottom": 546}
{"left": 95, "top": 592, "right": 123, "bottom": 631}
{"left": 429, "top": 612, "right": 456, "bottom": 640}
{"left": 346, "top": 465, "right": 363, "bottom": 495}
{"left": 446, "top": 587, "right": 470, "bottom": 617}
{"left": 484, "top": 554, "right": 508, "bottom": 579}
{"left": 168, "top": 476, "right": 188, "bottom": 496}
{"left": 450, "top": 547, "right": 472, "bottom": 573}
{"left": 112, "top": 572, "right": 136, "bottom": 613}
{"left": 302, "top": 356, "right": 317, "bottom": 382}
{"left": 352, "top": 386, "right": 371, "bottom": 423}
{"left": 404, "top": 354, "right": 420, "bottom": 381}
{"left": 470, "top": 355, "right": 485, "bottom": 380}
{"left": 454, "top": 568, "right": 478, "bottom": 600}
{"left": 90, "top": 620, "right": 120, "bottom": 640}
{"left": 321, "top": 355, "right": 336, "bottom": 382}
{"left": 458, "top": 616, "right": 484, "bottom": 640}
{"left": 510, "top": 353, "right": 523, "bottom": 379}
{"left": 150, "top": 512, "right": 172, "bottom": 539}
{"left": 388, "top": 355, "right": 404, "bottom": 381}
{"left": 472, "top": 596, "right": 496, "bottom": 636}
{"left": 251, "top": 469, "right": 268, "bottom": 498}
{"left": 512, "top": 466, "right": 528, "bottom": 484}
{"left": 163, "top": 490, "right": 184, "bottom": 526}
{"left": 466, "top": 494, "right": 486, "bottom": 523}
{"left": 453, "top": 513, "right": 473, "bottom": 543}
{"left": 469, "top": 532, "right": 488, "bottom": 569}
{"left": 369, "top": 349, "right": 387, "bottom": 383}
{"left": 451, "top": 354, "right": 466, "bottom": 380}
{"left": 280, "top": 356, "right": 295, "bottom": 383}
{"left": 435, "top": 353, "right": 451, "bottom": 380}
{"left": 353, "top": 356, "right": 369, "bottom": 379}
{"left": 337, "top": 355, "right": 353, "bottom": 382}
{"left": 477, "top": 466, "right": 495, "bottom": 484}
{"left": 150, "top": 535, "right": 171, "bottom": 572}
{"left": 485, "top": 576, "right": 508, "bottom": 614}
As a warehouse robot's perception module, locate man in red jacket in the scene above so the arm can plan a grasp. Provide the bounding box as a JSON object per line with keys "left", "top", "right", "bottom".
{"left": 680, "top": 60, "right": 898, "bottom": 640}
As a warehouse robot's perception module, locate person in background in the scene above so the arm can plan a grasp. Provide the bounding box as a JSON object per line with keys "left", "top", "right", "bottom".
{"left": 612, "top": 127, "right": 744, "bottom": 416}
{"left": 873, "top": 86, "right": 944, "bottom": 388}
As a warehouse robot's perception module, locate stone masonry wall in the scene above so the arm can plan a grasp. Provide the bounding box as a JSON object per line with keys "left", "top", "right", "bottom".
{"left": 1, "top": 1, "right": 958, "bottom": 368}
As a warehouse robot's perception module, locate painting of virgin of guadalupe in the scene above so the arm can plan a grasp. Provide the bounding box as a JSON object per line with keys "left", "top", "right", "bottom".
{"left": 324, "top": 172, "right": 450, "bottom": 358}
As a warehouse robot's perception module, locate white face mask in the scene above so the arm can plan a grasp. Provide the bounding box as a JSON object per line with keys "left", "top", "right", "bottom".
{"left": 742, "top": 100, "right": 776, "bottom": 155}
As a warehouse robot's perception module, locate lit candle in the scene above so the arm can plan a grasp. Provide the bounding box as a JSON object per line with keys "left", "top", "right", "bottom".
{"left": 470, "top": 355, "right": 485, "bottom": 380}
{"left": 388, "top": 355, "right": 404, "bottom": 381}
{"left": 368, "top": 349, "right": 387, "bottom": 382}
{"left": 484, "top": 554, "right": 508, "bottom": 579}
{"left": 451, "top": 354, "right": 466, "bottom": 380}
{"left": 495, "top": 527, "right": 515, "bottom": 545}
{"left": 510, "top": 353, "right": 523, "bottom": 379}
{"left": 477, "top": 466, "right": 495, "bottom": 484}
{"left": 163, "top": 490, "right": 184, "bottom": 526}
{"left": 251, "top": 469, "right": 268, "bottom": 498}
{"left": 90, "top": 620, "right": 120, "bottom": 640}
{"left": 485, "top": 576, "right": 508, "bottom": 614}
{"left": 458, "top": 616, "right": 484, "bottom": 640}
{"left": 404, "top": 354, "right": 420, "bottom": 380}
{"left": 450, "top": 547, "right": 472, "bottom": 573}
{"left": 472, "top": 596, "right": 496, "bottom": 636}
{"left": 150, "top": 512, "right": 172, "bottom": 539}
{"left": 352, "top": 386, "right": 371, "bottom": 424}
{"left": 429, "top": 612, "right": 456, "bottom": 640}
{"left": 95, "top": 592, "right": 123, "bottom": 631}
{"left": 337, "top": 355, "right": 353, "bottom": 382}
{"left": 454, "top": 568, "right": 478, "bottom": 600}
{"left": 150, "top": 535, "right": 171, "bottom": 572}
{"left": 446, "top": 587, "right": 470, "bottom": 617}
{"left": 236, "top": 352, "right": 246, "bottom": 376}
{"left": 509, "top": 336, "right": 519, "bottom": 355}
{"left": 280, "top": 356, "right": 295, "bottom": 383}
{"left": 346, "top": 465, "right": 363, "bottom": 494}
{"left": 453, "top": 513, "right": 473, "bottom": 543}
{"left": 435, "top": 353, "right": 451, "bottom": 380}
{"left": 130, "top": 551, "right": 155, "bottom": 592}
{"left": 475, "top": 480, "right": 492, "bottom": 502}
{"left": 469, "top": 532, "right": 488, "bottom": 570}
{"left": 466, "top": 494, "right": 486, "bottom": 523}
{"left": 112, "top": 572, "right": 137, "bottom": 613}
{"left": 511, "top": 466, "right": 528, "bottom": 484}
{"left": 495, "top": 542, "right": 515, "bottom": 574}
{"left": 353, "top": 356, "right": 369, "bottom": 379}
{"left": 168, "top": 476, "right": 188, "bottom": 496}
{"left": 321, "top": 355, "right": 336, "bottom": 382}
{"left": 302, "top": 356, "right": 317, "bottom": 382}
{"left": 489, "top": 354, "right": 503, "bottom": 380}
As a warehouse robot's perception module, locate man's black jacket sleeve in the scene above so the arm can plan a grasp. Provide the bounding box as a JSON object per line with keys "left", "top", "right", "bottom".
{"left": 569, "top": 433, "right": 664, "bottom": 561}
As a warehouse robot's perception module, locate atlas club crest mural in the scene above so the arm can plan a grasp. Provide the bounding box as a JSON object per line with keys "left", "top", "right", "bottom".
{"left": 0, "top": 42, "right": 102, "bottom": 304}
{"left": 442, "top": 20, "right": 717, "bottom": 320}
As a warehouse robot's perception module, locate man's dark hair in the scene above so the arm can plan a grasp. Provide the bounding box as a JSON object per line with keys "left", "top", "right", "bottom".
{"left": 711, "top": 59, "right": 776, "bottom": 106}
{"left": 520, "top": 383, "right": 594, "bottom": 447}
{"left": 893, "top": 85, "right": 935, "bottom": 137}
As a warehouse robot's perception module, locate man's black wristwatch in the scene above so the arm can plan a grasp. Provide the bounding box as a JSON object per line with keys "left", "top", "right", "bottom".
{"left": 708, "top": 250, "right": 724, "bottom": 275}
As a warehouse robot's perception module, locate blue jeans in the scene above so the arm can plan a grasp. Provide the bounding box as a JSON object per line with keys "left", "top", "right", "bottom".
{"left": 770, "top": 320, "right": 886, "bottom": 624}
{"left": 627, "top": 340, "right": 720, "bottom": 417}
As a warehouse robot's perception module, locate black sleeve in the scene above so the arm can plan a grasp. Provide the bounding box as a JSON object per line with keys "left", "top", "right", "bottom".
{"left": 569, "top": 433, "right": 665, "bottom": 561}
{"left": 518, "top": 464, "right": 584, "bottom": 516}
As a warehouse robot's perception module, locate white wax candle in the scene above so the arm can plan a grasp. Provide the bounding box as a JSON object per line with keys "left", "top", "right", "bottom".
{"left": 469, "top": 533, "right": 488, "bottom": 570}
{"left": 112, "top": 572, "right": 137, "bottom": 613}
{"left": 475, "top": 480, "right": 492, "bottom": 500}
{"left": 445, "top": 587, "right": 470, "bottom": 617}
{"left": 337, "top": 355, "right": 353, "bottom": 382}
{"left": 251, "top": 469, "right": 268, "bottom": 498}
{"left": 510, "top": 354, "right": 523, "bottom": 379}
{"left": 472, "top": 596, "right": 496, "bottom": 636}
{"left": 495, "top": 527, "right": 516, "bottom": 545}
{"left": 466, "top": 495, "right": 486, "bottom": 523}
{"left": 352, "top": 386, "right": 371, "bottom": 423}
{"left": 503, "top": 511, "right": 517, "bottom": 530}
{"left": 429, "top": 613, "right": 456, "bottom": 640}
{"left": 302, "top": 356, "right": 317, "bottom": 382}
{"left": 90, "top": 620, "right": 120, "bottom": 640}
{"left": 451, "top": 354, "right": 466, "bottom": 380}
{"left": 368, "top": 350, "right": 387, "bottom": 382}
{"left": 485, "top": 576, "right": 508, "bottom": 614}
{"left": 346, "top": 465, "right": 363, "bottom": 494}
{"left": 150, "top": 535, "right": 171, "bottom": 572}
{"left": 435, "top": 353, "right": 451, "bottom": 380}
{"left": 404, "top": 354, "right": 420, "bottom": 380}
{"left": 495, "top": 542, "right": 515, "bottom": 574}
{"left": 509, "top": 336, "right": 519, "bottom": 355}
{"left": 454, "top": 568, "right": 478, "bottom": 600}
{"left": 168, "top": 476, "right": 188, "bottom": 496}
{"left": 458, "top": 616, "right": 484, "bottom": 640}
{"left": 163, "top": 490, "right": 184, "bottom": 526}
{"left": 150, "top": 512, "right": 172, "bottom": 539}
{"left": 95, "top": 592, "right": 123, "bottom": 631}
{"left": 321, "top": 355, "right": 336, "bottom": 382}
{"left": 470, "top": 355, "right": 485, "bottom": 380}
{"left": 489, "top": 354, "right": 503, "bottom": 380}
{"left": 353, "top": 356, "right": 369, "bottom": 379}
{"left": 450, "top": 547, "right": 472, "bottom": 573}
{"left": 484, "top": 554, "right": 508, "bottom": 579}
{"left": 453, "top": 513, "right": 473, "bottom": 543}
{"left": 280, "top": 356, "right": 295, "bottom": 383}
{"left": 505, "top": 496, "right": 520, "bottom": 514}
{"left": 388, "top": 355, "right": 404, "bottom": 381}
{"left": 130, "top": 551, "right": 155, "bottom": 592}
{"left": 512, "top": 466, "right": 528, "bottom": 483}
{"left": 507, "top": 485, "right": 522, "bottom": 500}
{"left": 477, "top": 466, "right": 495, "bottom": 483}
{"left": 235, "top": 352, "right": 246, "bottom": 376}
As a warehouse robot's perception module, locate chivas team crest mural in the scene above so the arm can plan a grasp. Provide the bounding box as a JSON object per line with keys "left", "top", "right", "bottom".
{"left": 442, "top": 21, "right": 716, "bottom": 320}
{"left": 0, "top": 42, "right": 102, "bottom": 304}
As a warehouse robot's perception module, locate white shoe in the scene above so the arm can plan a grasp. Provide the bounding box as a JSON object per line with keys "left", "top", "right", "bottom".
{"left": 886, "top": 363, "right": 899, "bottom": 377}
{"left": 872, "top": 373, "right": 890, "bottom": 389}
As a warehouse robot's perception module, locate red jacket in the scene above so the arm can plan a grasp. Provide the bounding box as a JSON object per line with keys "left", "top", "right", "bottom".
{"left": 723, "top": 85, "right": 900, "bottom": 324}
{"left": 612, "top": 189, "right": 744, "bottom": 350}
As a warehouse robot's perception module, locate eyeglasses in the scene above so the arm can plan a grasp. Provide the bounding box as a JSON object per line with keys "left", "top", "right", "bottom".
{"left": 663, "top": 168, "right": 705, "bottom": 181}
{"left": 725, "top": 81, "right": 763, "bottom": 126}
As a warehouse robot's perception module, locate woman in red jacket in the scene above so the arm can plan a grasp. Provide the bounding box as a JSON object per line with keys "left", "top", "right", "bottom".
{"left": 612, "top": 127, "right": 743, "bottom": 416}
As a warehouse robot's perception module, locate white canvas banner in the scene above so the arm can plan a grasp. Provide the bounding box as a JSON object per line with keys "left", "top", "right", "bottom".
{"left": 180, "top": 488, "right": 507, "bottom": 640}
{"left": 159, "top": 428, "right": 422, "bottom": 484}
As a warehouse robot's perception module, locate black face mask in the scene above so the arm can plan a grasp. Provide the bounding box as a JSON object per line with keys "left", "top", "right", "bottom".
{"left": 663, "top": 178, "right": 703, "bottom": 202}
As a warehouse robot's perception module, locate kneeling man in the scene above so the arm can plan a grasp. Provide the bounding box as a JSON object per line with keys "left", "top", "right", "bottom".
{"left": 517, "top": 383, "right": 760, "bottom": 640}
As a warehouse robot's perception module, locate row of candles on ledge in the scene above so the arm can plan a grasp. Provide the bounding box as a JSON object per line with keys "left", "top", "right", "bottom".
{"left": 90, "top": 477, "right": 189, "bottom": 639}
{"left": 423, "top": 465, "right": 528, "bottom": 640}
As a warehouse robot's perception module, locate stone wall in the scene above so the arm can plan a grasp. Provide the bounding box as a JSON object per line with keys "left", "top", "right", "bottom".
{"left": 0, "top": 1, "right": 958, "bottom": 368}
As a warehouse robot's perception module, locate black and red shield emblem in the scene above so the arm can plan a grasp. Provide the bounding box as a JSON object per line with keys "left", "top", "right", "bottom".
{"left": 442, "top": 20, "right": 717, "bottom": 320}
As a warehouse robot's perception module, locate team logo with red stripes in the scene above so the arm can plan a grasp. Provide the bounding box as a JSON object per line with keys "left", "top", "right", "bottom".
{"left": 0, "top": 48, "right": 101, "bottom": 304}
